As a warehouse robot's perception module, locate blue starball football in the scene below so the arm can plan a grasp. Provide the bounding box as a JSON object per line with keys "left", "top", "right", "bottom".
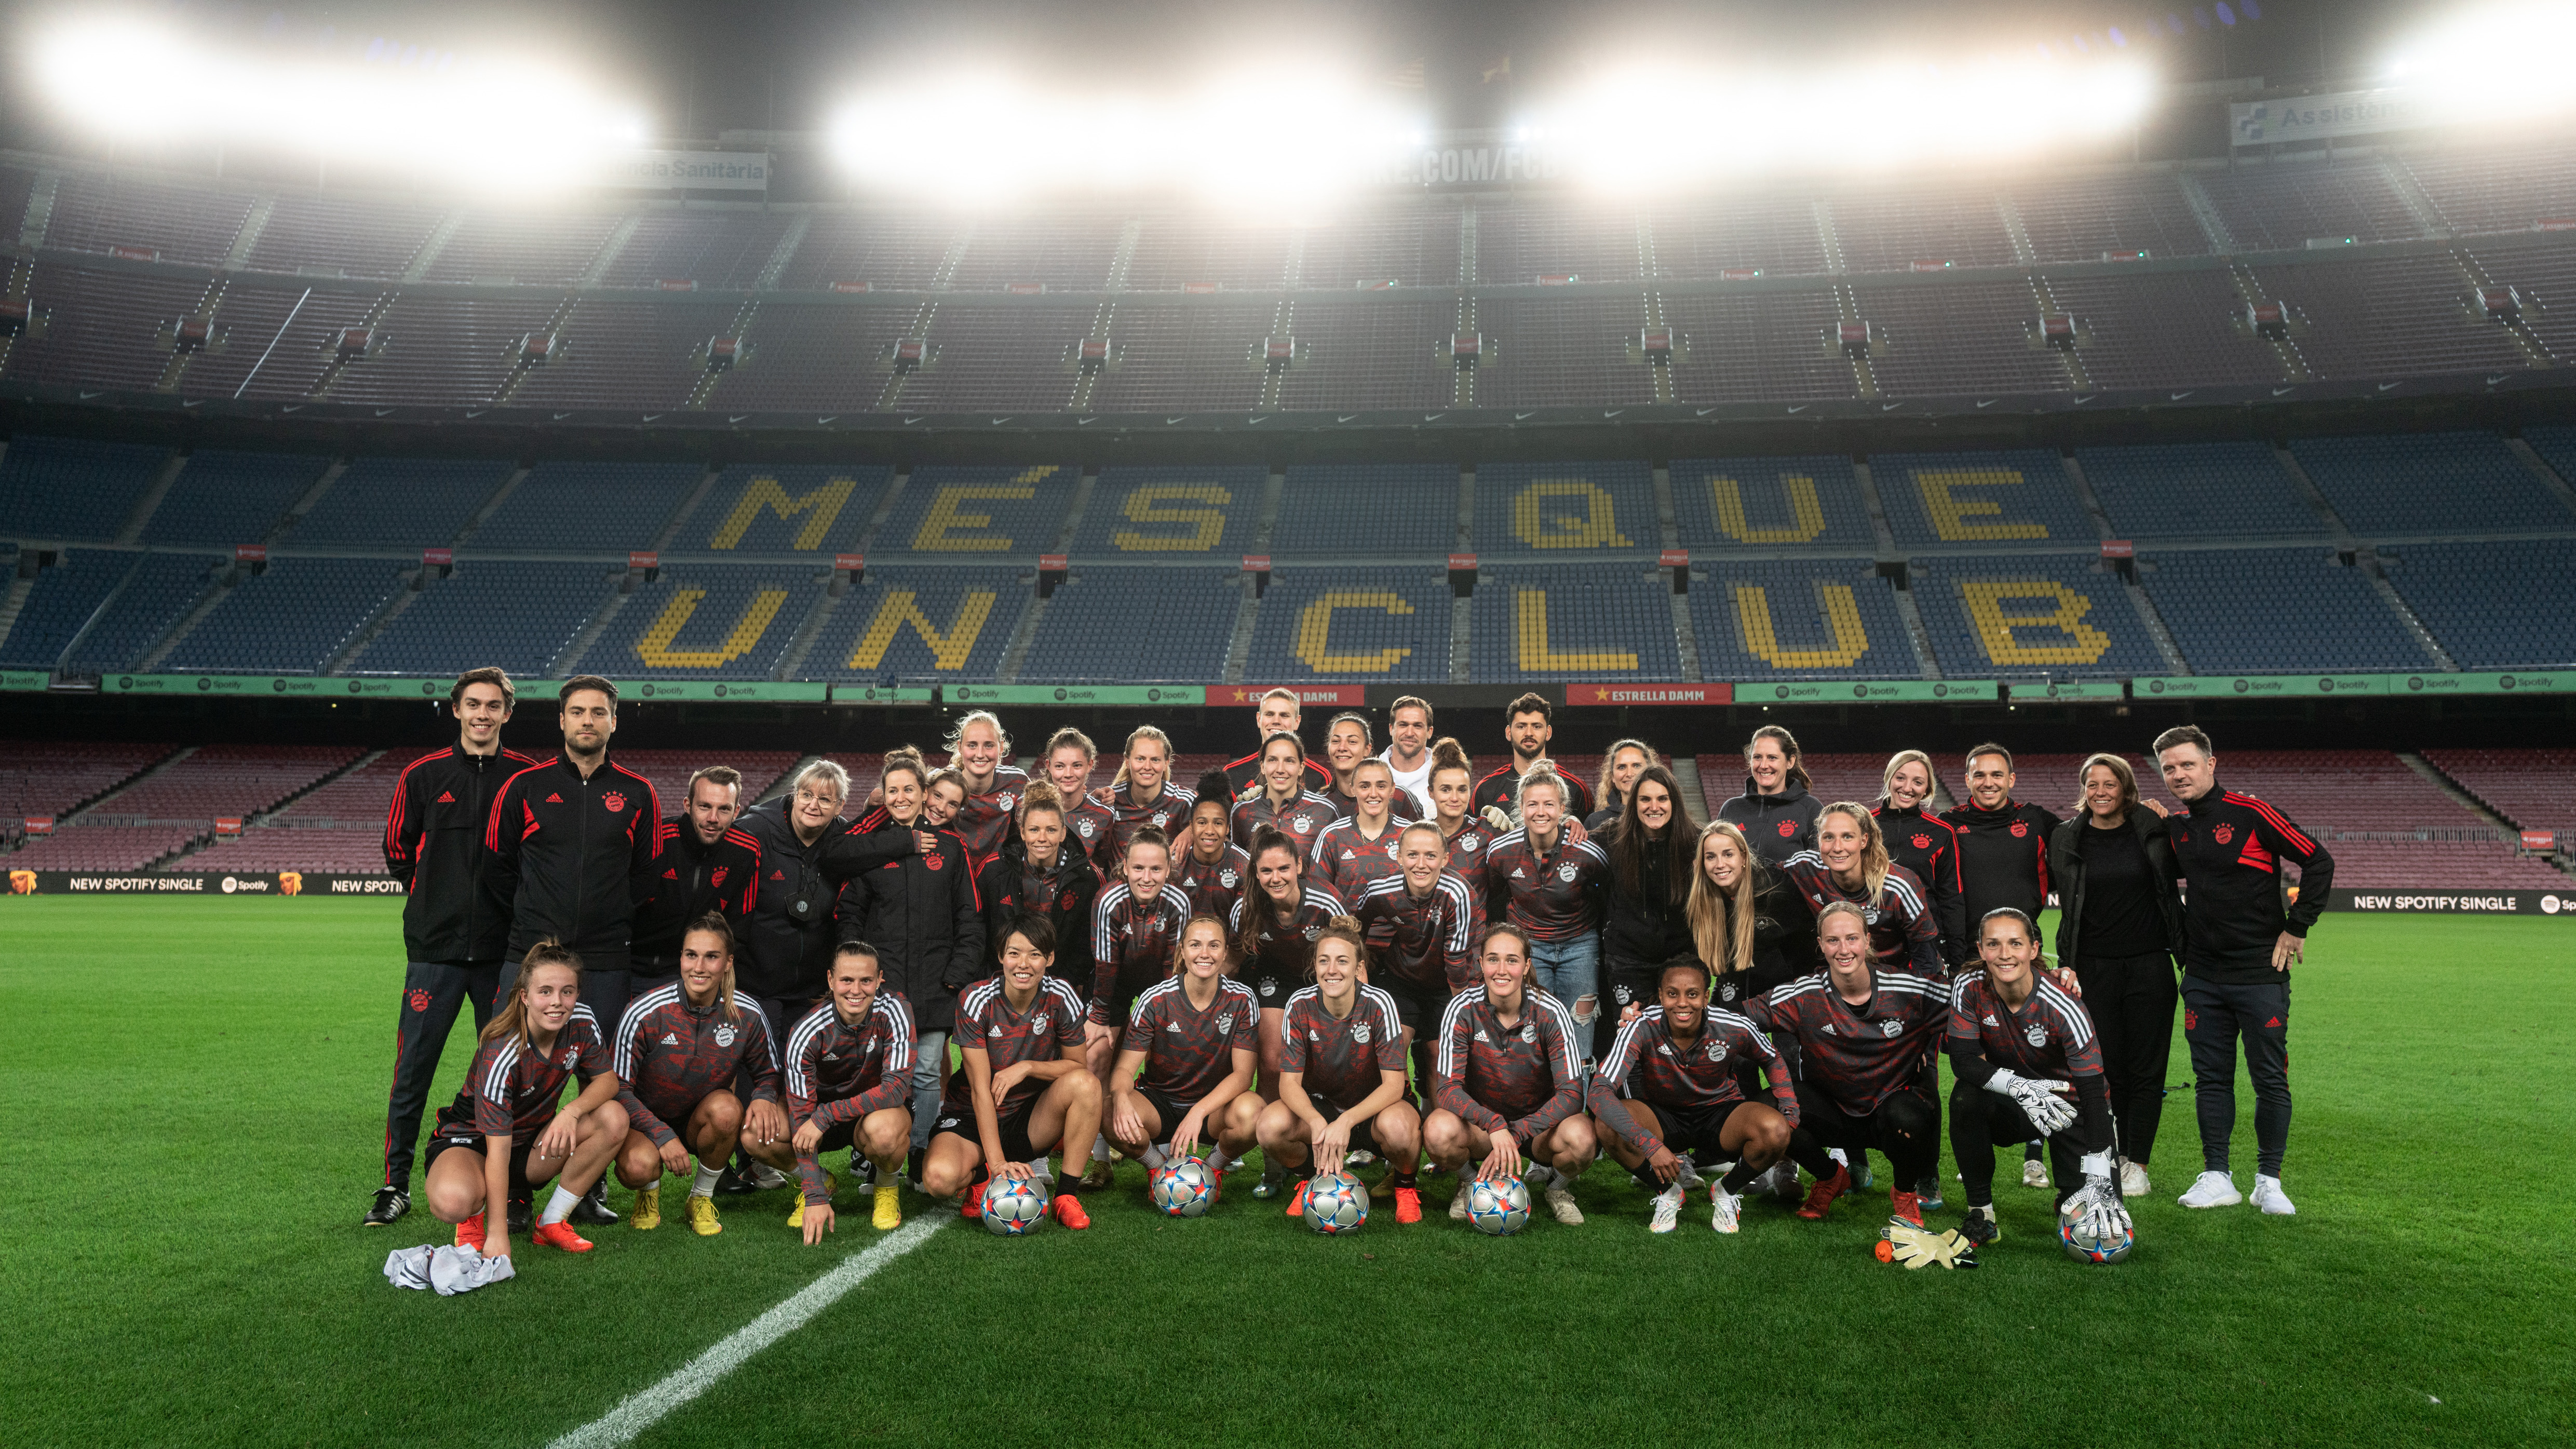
{"left": 1304, "top": 1172, "right": 1370, "bottom": 1235}
{"left": 1150, "top": 1158, "right": 1216, "bottom": 1217}
{"left": 1465, "top": 1176, "right": 1531, "bottom": 1236}
{"left": 979, "top": 1176, "right": 1049, "bottom": 1236}
{"left": 2058, "top": 1195, "right": 2136, "bottom": 1264}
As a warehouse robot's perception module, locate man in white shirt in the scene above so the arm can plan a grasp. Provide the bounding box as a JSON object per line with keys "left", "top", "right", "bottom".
{"left": 1375, "top": 695, "right": 1435, "bottom": 818}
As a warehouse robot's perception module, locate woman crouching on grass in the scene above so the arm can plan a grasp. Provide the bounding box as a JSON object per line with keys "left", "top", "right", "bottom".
{"left": 423, "top": 941, "right": 629, "bottom": 1259}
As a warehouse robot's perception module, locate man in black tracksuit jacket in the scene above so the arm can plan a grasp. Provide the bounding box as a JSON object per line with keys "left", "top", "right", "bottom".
{"left": 2156, "top": 727, "right": 2332, "bottom": 1212}
{"left": 630, "top": 776, "right": 763, "bottom": 988}
{"left": 367, "top": 668, "right": 540, "bottom": 1225}
{"left": 482, "top": 679, "right": 662, "bottom": 1040}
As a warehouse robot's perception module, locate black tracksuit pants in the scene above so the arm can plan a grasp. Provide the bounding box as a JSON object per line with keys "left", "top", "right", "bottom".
{"left": 381, "top": 960, "right": 501, "bottom": 1188}
{"left": 1786, "top": 1083, "right": 1937, "bottom": 1187}
{"left": 1949, "top": 1079, "right": 2085, "bottom": 1208}
{"left": 2182, "top": 973, "right": 2291, "bottom": 1177}
{"left": 2072, "top": 951, "right": 2179, "bottom": 1166}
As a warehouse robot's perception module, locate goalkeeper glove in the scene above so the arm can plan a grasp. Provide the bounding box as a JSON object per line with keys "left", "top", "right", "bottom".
{"left": 1986, "top": 1069, "right": 2078, "bottom": 1135}
{"left": 1480, "top": 804, "right": 1514, "bottom": 833}
{"left": 1885, "top": 1221, "right": 1975, "bottom": 1269}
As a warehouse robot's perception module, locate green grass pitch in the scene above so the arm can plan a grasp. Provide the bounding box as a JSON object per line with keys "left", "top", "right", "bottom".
{"left": 5, "top": 897, "right": 2571, "bottom": 1447}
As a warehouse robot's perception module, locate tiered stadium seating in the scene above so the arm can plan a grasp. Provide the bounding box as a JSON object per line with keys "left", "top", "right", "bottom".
{"left": 1294, "top": 209, "right": 1461, "bottom": 289}
{"left": 2248, "top": 255, "right": 2530, "bottom": 382}
{"left": 0, "top": 740, "right": 173, "bottom": 836}
{"left": 700, "top": 303, "right": 920, "bottom": 412}
{"left": 3, "top": 824, "right": 203, "bottom": 871}
{"left": 878, "top": 464, "right": 1079, "bottom": 556}
{"left": 1244, "top": 565, "right": 1452, "bottom": 683}
{"left": 1474, "top": 202, "right": 1643, "bottom": 285}
{"left": 508, "top": 298, "right": 732, "bottom": 410}
{"left": 2400, "top": 142, "right": 2576, "bottom": 236}
{"left": 2423, "top": 749, "right": 2576, "bottom": 839}
{"left": 2006, "top": 172, "right": 2211, "bottom": 264}
{"left": 0, "top": 435, "right": 169, "bottom": 544}
{"left": 241, "top": 192, "right": 448, "bottom": 279}
{"left": 469, "top": 461, "right": 705, "bottom": 551}
{"left": 2031, "top": 269, "right": 2286, "bottom": 390}
{"left": 179, "top": 280, "right": 385, "bottom": 402}
{"left": 160, "top": 557, "right": 408, "bottom": 674}
{"left": 1648, "top": 196, "right": 1830, "bottom": 278}
{"left": 1828, "top": 189, "right": 2017, "bottom": 276}
{"left": 321, "top": 293, "right": 567, "bottom": 408}
{"left": 1273, "top": 463, "right": 1457, "bottom": 557}
{"left": 1471, "top": 562, "right": 1680, "bottom": 681}
{"left": 1689, "top": 562, "right": 1918, "bottom": 680}
{"left": 947, "top": 214, "right": 1124, "bottom": 291}
{"left": 97, "top": 743, "right": 361, "bottom": 822}
{"left": 1856, "top": 279, "right": 2072, "bottom": 397}
{"left": 2323, "top": 838, "right": 2571, "bottom": 889}
{"left": 1121, "top": 216, "right": 1296, "bottom": 291}
{"left": 1471, "top": 296, "right": 1658, "bottom": 408}
{"left": 2514, "top": 425, "right": 2576, "bottom": 493}
{"left": 592, "top": 565, "right": 821, "bottom": 679}
{"left": 1073, "top": 466, "right": 1265, "bottom": 558}
{"left": 597, "top": 209, "right": 796, "bottom": 291}
{"left": 42, "top": 172, "right": 253, "bottom": 265}
{"left": 776, "top": 211, "right": 963, "bottom": 291}
{"left": 350, "top": 560, "right": 616, "bottom": 677}
{"left": 2140, "top": 547, "right": 2431, "bottom": 673}
{"left": 1271, "top": 297, "right": 1455, "bottom": 411}
{"left": 1660, "top": 288, "right": 1859, "bottom": 404}
{"left": 891, "top": 305, "right": 1095, "bottom": 412}
{"left": 1670, "top": 454, "right": 1876, "bottom": 553}
{"left": 1872, "top": 449, "right": 2094, "bottom": 549}
{"left": 2078, "top": 441, "right": 2322, "bottom": 540}
{"left": 167, "top": 747, "right": 404, "bottom": 873}
{"left": 2290, "top": 432, "right": 2573, "bottom": 536}
{"left": 5, "top": 261, "right": 215, "bottom": 392}
{"left": 422, "top": 208, "right": 625, "bottom": 285}
{"left": 1475, "top": 460, "right": 1654, "bottom": 556}
{"left": 18, "top": 552, "right": 217, "bottom": 673}
{"left": 2193, "top": 162, "right": 2425, "bottom": 252}
{"left": 1907, "top": 554, "right": 2164, "bottom": 678}
{"left": 663, "top": 463, "right": 892, "bottom": 555}
{"left": 1019, "top": 569, "right": 1241, "bottom": 682}
{"left": 2478, "top": 234, "right": 2576, "bottom": 358}
{"left": 2380, "top": 540, "right": 2576, "bottom": 668}
{"left": 811, "top": 565, "right": 1024, "bottom": 681}
{"left": 142, "top": 451, "right": 328, "bottom": 546}
{"left": 1085, "top": 302, "right": 1276, "bottom": 412}
{"left": 289, "top": 457, "right": 511, "bottom": 547}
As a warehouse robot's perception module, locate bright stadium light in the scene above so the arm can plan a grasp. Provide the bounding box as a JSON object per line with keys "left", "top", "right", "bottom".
{"left": 2385, "top": 2, "right": 2576, "bottom": 117}
{"left": 26, "top": 17, "right": 649, "bottom": 192}
{"left": 826, "top": 65, "right": 1425, "bottom": 208}
{"left": 1532, "top": 53, "right": 2158, "bottom": 192}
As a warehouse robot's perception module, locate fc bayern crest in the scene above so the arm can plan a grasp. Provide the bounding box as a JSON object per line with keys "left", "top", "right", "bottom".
{"left": 1777, "top": 820, "right": 1796, "bottom": 837}
{"left": 716, "top": 1023, "right": 737, "bottom": 1047}
{"left": 1352, "top": 1023, "right": 1371, "bottom": 1043}
{"left": 997, "top": 793, "right": 1016, "bottom": 812}
{"left": 1912, "top": 834, "right": 1932, "bottom": 850}
{"left": 1460, "top": 833, "right": 1481, "bottom": 851}
{"left": 2010, "top": 821, "right": 2028, "bottom": 838}
{"left": 602, "top": 791, "right": 627, "bottom": 814}
{"left": 1290, "top": 814, "right": 1312, "bottom": 833}
{"left": 2213, "top": 823, "right": 2234, "bottom": 844}
{"left": 1520, "top": 1022, "right": 1536, "bottom": 1043}
{"left": 1151, "top": 811, "right": 1170, "bottom": 827}
{"left": 1218, "top": 868, "right": 1238, "bottom": 888}
{"left": 2024, "top": 1022, "right": 2047, "bottom": 1046}
{"left": 1556, "top": 862, "right": 1577, "bottom": 882}
{"left": 1880, "top": 1019, "right": 1902, "bottom": 1037}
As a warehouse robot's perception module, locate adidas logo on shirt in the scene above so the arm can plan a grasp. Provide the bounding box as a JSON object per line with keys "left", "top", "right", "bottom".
{"left": 1166, "top": 1021, "right": 1183, "bottom": 1033}
{"left": 1509, "top": 867, "right": 1527, "bottom": 879}
{"left": 1982, "top": 1013, "right": 1999, "bottom": 1026}
{"left": 436, "top": 791, "right": 455, "bottom": 803}
{"left": 1473, "top": 1029, "right": 1491, "bottom": 1043}
{"left": 989, "top": 1025, "right": 1005, "bottom": 1038}
{"left": 1822, "top": 1023, "right": 1838, "bottom": 1035}
{"left": 546, "top": 793, "right": 564, "bottom": 803}
{"left": 660, "top": 1032, "right": 679, "bottom": 1045}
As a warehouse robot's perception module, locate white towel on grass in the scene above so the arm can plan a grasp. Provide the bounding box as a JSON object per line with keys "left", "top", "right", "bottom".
{"left": 384, "top": 1244, "right": 516, "bottom": 1294}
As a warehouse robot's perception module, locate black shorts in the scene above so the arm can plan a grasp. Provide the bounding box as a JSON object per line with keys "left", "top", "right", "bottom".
{"left": 1380, "top": 975, "right": 1450, "bottom": 1037}
{"left": 1315, "top": 1099, "right": 1383, "bottom": 1159}
{"left": 423, "top": 1131, "right": 535, "bottom": 1196}
{"left": 1640, "top": 1098, "right": 1754, "bottom": 1160}
{"left": 1135, "top": 1086, "right": 1221, "bottom": 1151}
{"left": 931, "top": 1097, "right": 1046, "bottom": 1165}
{"left": 1244, "top": 965, "right": 1301, "bottom": 1011}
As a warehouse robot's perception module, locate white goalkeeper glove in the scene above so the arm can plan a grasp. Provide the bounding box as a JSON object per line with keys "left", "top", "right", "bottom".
{"left": 2069, "top": 1175, "right": 2131, "bottom": 1245}
{"left": 1985, "top": 1069, "right": 2078, "bottom": 1135}
{"left": 1479, "top": 804, "right": 1514, "bottom": 833}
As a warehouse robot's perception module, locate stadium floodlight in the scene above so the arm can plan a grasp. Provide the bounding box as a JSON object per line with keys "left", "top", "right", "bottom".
{"left": 2385, "top": 3, "right": 2576, "bottom": 118}
{"left": 1530, "top": 55, "right": 2157, "bottom": 192}
{"left": 26, "top": 17, "right": 649, "bottom": 192}
{"left": 826, "top": 65, "right": 1424, "bottom": 208}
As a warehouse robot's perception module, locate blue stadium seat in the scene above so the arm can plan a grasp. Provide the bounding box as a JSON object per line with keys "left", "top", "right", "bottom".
{"left": 874, "top": 465, "right": 1080, "bottom": 559}
{"left": 2521, "top": 426, "right": 2576, "bottom": 492}
{"left": 141, "top": 451, "right": 330, "bottom": 546}
{"left": 468, "top": 461, "right": 706, "bottom": 552}
{"left": 1689, "top": 562, "right": 1918, "bottom": 679}
{"left": 0, "top": 435, "right": 168, "bottom": 544}
{"left": 161, "top": 558, "right": 407, "bottom": 674}
{"left": 1872, "top": 450, "right": 2094, "bottom": 550}
{"left": 2140, "top": 548, "right": 2430, "bottom": 673}
{"left": 353, "top": 560, "right": 616, "bottom": 678}
{"left": 1245, "top": 566, "right": 1452, "bottom": 683}
{"left": 1908, "top": 554, "right": 2164, "bottom": 678}
{"left": 1020, "top": 569, "right": 1240, "bottom": 682}
{"left": 1273, "top": 464, "right": 1458, "bottom": 558}
{"left": 2, "top": 552, "right": 146, "bottom": 666}
{"left": 2380, "top": 541, "right": 2576, "bottom": 669}
{"left": 1670, "top": 455, "right": 1876, "bottom": 553}
{"left": 1471, "top": 563, "right": 1680, "bottom": 681}
{"left": 592, "top": 565, "right": 822, "bottom": 679}
{"left": 813, "top": 565, "right": 1023, "bottom": 681}
{"left": 55, "top": 553, "right": 219, "bottom": 673}
{"left": 2078, "top": 442, "right": 2323, "bottom": 541}
{"left": 662, "top": 463, "right": 894, "bottom": 555}
{"left": 2290, "top": 432, "right": 2574, "bottom": 537}
{"left": 1474, "top": 461, "right": 1655, "bottom": 556}
{"left": 1072, "top": 466, "right": 1264, "bottom": 560}
{"left": 291, "top": 458, "right": 512, "bottom": 547}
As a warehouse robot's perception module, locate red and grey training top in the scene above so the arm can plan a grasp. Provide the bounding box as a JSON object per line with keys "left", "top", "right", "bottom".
{"left": 1352, "top": 871, "right": 1478, "bottom": 992}
{"left": 947, "top": 975, "right": 1088, "bottom": 1117}
{"left": 1172, "top": 841, "right": 1251, "bottom": 923}
{"left": 1589, "top": 1006, "right": 1799, "bottom": 1158}
{"left": 1231, "top": 789, "right": 1339, "bottom": 860}
{"left": 1278, "top": 983, "right": 1407, "bottom": 1110}
{"left": 1945, "top": 973, "right": 2101, "bottom": 1089}
{"left": 613, "top": 986, "right": 781, "bottom": 1147}
{"left": 1307, "top": 816, "right": 1409, "bottom": 901}
{"left": 445, "top": 1008, "right": 611, "bottom": 1140}
{"left": 1229, "top": 881, "right": 1353, "bottom": 994}
{"left": 1432, "top": 984, "right": 1586, "bottom": 1145}
{"left": 949, "top": 764, "right": 1030, "bottom": 868}
{"left": 1089, "top": 880, "right": 1196, "bottom": 1023}
{"left": 1482, "top": 827, "right": 1610, "bottom": 942}
{"left": 1121, "top": 975, "right": 1260, "bottom": 1102}
{"left": 1778, "top": 853, "right": 1947, "bottom": 981}
{"left": 1092, "top": 781, "right": 1197, "bottom": 867}
{"left": 785, "top": 992, "right": 918, "bottom": 1202}
{"left": 1751, "top": 969, "right": 1949, "bottom": 1117}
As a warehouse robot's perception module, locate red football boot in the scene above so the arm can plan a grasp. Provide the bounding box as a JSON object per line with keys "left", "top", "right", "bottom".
{"left": 1890, "top": 1189, "right": 1925, "bottom": 1228}
{"left": 960, "top": 1179, "right": 986, "bottom": 1220}
{"left": 1795, "top": 1164, "right": 1852, "bottom": 1221}
{"left": 530, "top": 1220, "right": 595, "bottom": 1253}
{"left": 453, "top": 1210, "right": 487, "bottom": 1253}
{"left": 1393, "top": 1186, "right": 1424, "bottom": 1224}
{"left": 1051, "top": 1194, "right": 1092, "bottom": 1229}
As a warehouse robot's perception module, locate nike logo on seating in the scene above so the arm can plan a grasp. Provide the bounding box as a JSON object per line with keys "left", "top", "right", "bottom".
{"left": 1338, "top": 415, "right": 1359, "bottom": 422}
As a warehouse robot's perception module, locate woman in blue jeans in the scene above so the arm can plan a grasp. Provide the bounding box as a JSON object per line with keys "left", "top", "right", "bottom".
{"left": 1481, "top": 766, "right": 1610, "bottom": 1063}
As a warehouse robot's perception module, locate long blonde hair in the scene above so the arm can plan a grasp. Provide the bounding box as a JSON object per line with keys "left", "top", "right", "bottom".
{"left": 1818, "top": 801, "right": 1892, "bottom": 905}
{"left": 1881, "top": 749, "right": 1935, "bottom": 805}
{"left": 1686, "top": 821, "right": 1761, "bottom": 973}
{"left": 483, "top": 941, "right": 583, "bottom": 1046}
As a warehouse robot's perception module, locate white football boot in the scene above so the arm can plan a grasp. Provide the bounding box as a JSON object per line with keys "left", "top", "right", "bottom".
{"left": 2178, "top": 1170, "right": 2243, "bottom": 1209}
{"left": 2119, "top": 1159, "right": 2151, "bottom": 1198}
{"left": 1648, "top": 1182, "right": 1684, "bottom": 1234}
{"left": 1708, "top": 1182, "right": 1743, "bottom": 1234}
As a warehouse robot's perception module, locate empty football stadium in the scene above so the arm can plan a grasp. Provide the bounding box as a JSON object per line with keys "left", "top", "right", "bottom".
{"left": 4, "top": 2, "right": 2573, "bottom": 1446}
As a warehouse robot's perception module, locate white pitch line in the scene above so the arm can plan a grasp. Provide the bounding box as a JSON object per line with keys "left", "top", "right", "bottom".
{"left": 547, "top": 1215, "right": 945, "bottom": 1449}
